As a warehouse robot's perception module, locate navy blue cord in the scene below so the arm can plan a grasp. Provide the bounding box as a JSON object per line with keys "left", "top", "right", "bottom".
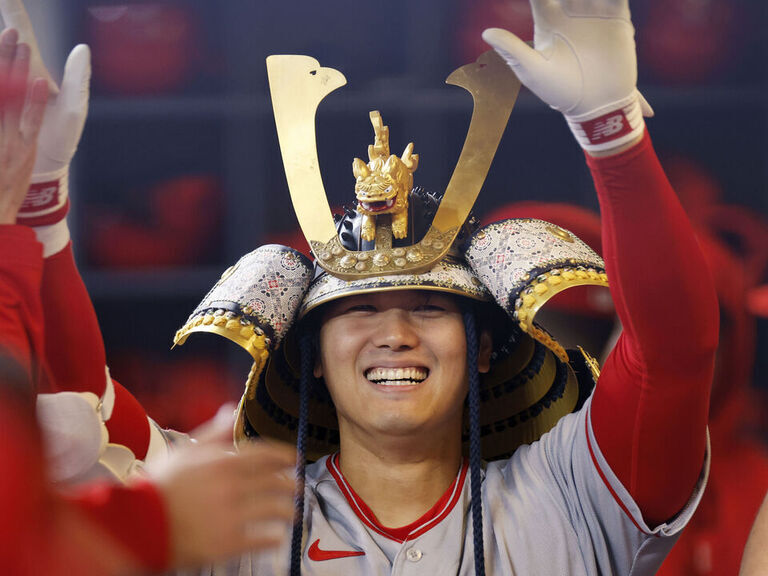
{"left": 289, "top": 334, "right": 313, "bottom": 576}
{"left": 464, "top": 310, "right": 486, "bottom": 576}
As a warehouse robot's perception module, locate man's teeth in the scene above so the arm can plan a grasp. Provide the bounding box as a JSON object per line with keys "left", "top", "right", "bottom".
{"left": 366, "top": 367, "right": 427, "bottom": 385}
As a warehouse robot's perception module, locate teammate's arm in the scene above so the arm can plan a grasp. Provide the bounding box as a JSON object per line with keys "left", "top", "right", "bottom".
{"left": 2, "top": 0, "right": 108, "bottom": 397}
{"left": 0, "top": 24, "right": 48, "bottom": 375}
{"left": 1, "top": 0, "right": 172, "bottom": 471}
{"left": 0, "top": 23, "right": 301, "bottom": 574}
{"left": 485, "top": 0, "right": 718, "bottom": 525}
{"left": 0, "top": 28, "right": 47, "bottom": 226}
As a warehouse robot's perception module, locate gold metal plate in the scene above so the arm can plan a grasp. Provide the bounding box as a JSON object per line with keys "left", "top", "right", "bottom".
{"left": 267, "top": 51, "right": 521, "bottom": 280}
{"left": 267, "top": 55, "right": 346, "bottom": 253}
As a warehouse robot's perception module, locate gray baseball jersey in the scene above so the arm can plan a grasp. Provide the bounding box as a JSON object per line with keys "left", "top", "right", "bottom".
{"left": 194, "top": 397, "right": 709, "bottom": 575}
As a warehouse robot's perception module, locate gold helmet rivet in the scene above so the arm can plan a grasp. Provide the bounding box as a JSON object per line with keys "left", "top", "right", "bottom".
{"left": 373, "top": 253, "right": 390, "bottom": 267}
{"left": 406, "top": 249, "right": 423, "bottom": 263}
{"left": 546, "top": 225, "right": 574, "bottom": 242}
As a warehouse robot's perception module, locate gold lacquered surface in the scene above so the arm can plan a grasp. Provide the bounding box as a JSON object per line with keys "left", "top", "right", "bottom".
{"left": 267, "top": 55, "right": 346, "bottom": 252}
{"left": 433, "top": 50, "right": 520, "bottom": 239}
{"left": 268, "top": 51, "right": 521, "bottom": 280}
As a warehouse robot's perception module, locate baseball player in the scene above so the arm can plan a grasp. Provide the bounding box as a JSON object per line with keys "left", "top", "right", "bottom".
{"left": 2, "top": 0, "right": 717, "bottom": 575}
{"left": 168, "top": 1, "right": 718, "bottom": 575}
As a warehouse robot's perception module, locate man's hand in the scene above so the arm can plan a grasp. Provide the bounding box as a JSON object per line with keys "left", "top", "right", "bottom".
{"left": 483, "top": 0, "right": 652, "bottom": 154}
{"left": 0, "top": 0, "right": 90, "bottom": 231}
{"left": 0, "top": 27, "right": 48, "bottom": 225}
{"left": 147, "top": 412, "right": 297, "bottom": 568}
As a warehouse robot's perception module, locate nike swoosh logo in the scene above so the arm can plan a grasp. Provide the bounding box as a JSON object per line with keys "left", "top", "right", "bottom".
{"left": 308, "top": 538, "right": 365, "bottom": 561}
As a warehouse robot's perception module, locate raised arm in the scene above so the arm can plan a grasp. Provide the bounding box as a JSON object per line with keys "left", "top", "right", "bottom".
{"left": 1, "top": 0, "right": 106, "bottom": 394}
{"left": 0, "top": 0, "right": 176, "bottom": 474}
{"left": 0, "top": 20, "right": 299, "bottom": 574}
{"left": 485, "top": 0, "right": 718, "bottom": 525}
{"left": 0, "top": 24, "right": 48, "bottom": 379}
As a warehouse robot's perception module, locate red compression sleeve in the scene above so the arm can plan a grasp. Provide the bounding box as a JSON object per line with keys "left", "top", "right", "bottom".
{"left": 66, "top": 479, "right": 171, "bottom": 573}
{"left": 42, "top": 245, "right": 157, "bottom": 458}
{"left": 41, "top": 243, "right": 107, "bottom": 396}
{"left": 108, "top": 380, "right": 151, "bottom": 460}
{"left": 0, "top": 226, "right": 46, "bottom": 385}
{"left": 587, "top": 132, "right": 719, "bottom": 525}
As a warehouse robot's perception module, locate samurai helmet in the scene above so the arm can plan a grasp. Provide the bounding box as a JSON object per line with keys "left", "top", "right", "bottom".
{"left": 174, "top": 52, "right": 609, "bottom": 461}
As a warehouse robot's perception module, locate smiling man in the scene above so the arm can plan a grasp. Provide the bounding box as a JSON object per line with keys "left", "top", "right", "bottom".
{"left": 0, "top": 0, "right": 720, "bottom": 572}
{"left": 174, "top": 2, "right": 718, "bottom": 575}
{"left": 316, "top": 291, "right": 487, "bottom": 440}
{"left": 312, "top": 291, "right": 491, "bottom": 531}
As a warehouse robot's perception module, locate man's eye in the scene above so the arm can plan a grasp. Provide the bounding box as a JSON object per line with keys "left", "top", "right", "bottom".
{"left": 345, "top": 304, "right": 376, "bottom": 314}
{"left": 414, "top": 304, "right": 445, "bottom": 313}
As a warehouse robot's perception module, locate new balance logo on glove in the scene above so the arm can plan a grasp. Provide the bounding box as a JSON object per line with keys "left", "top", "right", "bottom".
{"left": 581, "top": 111, "right": 631, "bottom": 145}
{"left": 21, "top": 182, "right": 59, "bottom": 210}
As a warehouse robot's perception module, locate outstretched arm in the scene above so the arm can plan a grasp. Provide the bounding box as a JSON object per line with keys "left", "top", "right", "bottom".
{"left": 0, "top": 0, "right": 166, "bottom": 469}
{"left": 485, "top": 0, "right": 718, "bottom": 525}
{"left": 585, "top": 130, "right": 717, "bottom": 525}
{"left": 0, "top": 0, "right": 106, "bottom": 397}
{"left": 0, "top": 26, "right": 48, "bottom": 380}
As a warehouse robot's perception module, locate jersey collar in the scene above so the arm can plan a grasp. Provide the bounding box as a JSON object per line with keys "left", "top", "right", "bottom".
{"left": 326, "top": 453, "right": 468, "bottom": 543}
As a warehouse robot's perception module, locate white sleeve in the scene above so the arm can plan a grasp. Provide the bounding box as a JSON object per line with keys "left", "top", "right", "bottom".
{"left": 519, "top": 396, "right": 709, "bottom": 574}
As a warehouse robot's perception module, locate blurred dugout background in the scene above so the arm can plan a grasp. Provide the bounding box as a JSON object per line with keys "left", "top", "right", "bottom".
{"left": 23, "top": 0, "right": 768, "bottom": 434}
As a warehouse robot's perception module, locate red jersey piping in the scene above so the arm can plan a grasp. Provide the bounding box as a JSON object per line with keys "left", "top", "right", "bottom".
{"left": 327, "top": 453, "right": 468, "bottom": 543}
{"left": 585, "top": 411, "right": 655, "bottom": 536}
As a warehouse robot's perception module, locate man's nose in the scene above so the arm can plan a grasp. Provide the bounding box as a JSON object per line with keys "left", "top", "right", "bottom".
{"left": 371, "top": 309, "right": 419, "bottom": 350}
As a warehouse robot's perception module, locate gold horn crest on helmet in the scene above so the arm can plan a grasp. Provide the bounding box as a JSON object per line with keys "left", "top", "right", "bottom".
{"left": 267, "top": 51, "right": 521, "bottom": 279}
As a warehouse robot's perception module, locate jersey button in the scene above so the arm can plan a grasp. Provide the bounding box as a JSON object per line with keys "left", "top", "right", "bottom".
{"left": 406, "top": 548, "right": 423, "bottom": 562}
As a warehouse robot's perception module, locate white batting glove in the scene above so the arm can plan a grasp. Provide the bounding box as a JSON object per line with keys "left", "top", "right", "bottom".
{"left": 2, "top": 0, "right": 90, "bottom": 256}
{"left": 20, "top": 44, "right": 90, "bottom": 226}
{"left": 482, "top": 0, "right": 653, "bottom": 153}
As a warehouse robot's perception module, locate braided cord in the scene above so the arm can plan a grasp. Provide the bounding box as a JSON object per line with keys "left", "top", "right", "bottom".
{"left": 464, "top": 310, "right": 486, "bottom": 576}
{"left": 289, "top": 333, "right": 313, "bottom": 576}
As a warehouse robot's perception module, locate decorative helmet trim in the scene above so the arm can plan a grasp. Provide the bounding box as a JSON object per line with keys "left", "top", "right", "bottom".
{"left": 175, "top": 53, "right": 609, "bottom": 461}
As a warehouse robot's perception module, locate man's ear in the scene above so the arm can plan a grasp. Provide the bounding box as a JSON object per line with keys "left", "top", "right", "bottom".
{"left": 478, "top": 329, "right": 492, "bottom": 374}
